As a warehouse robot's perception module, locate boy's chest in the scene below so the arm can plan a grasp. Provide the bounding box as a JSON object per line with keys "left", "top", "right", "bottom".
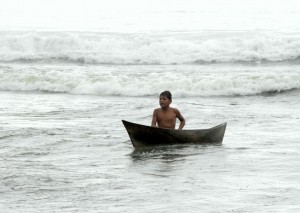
{"left": 157, "top": 110, "right": 176, "bottom": 121}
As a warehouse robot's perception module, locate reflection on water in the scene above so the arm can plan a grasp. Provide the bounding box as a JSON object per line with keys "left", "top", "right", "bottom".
{"left": 130, "top": 144, "right": 223, "bottom": 162}
{"left": 128, "top": 143, "right": 228, "bottom": 179}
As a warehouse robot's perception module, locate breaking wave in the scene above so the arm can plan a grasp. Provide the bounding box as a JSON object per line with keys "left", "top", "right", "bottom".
{"left": 1, "top": 66, "right": 299, "bottom": 97}
{"left": 1, "top": 31, "right": 300, "bottom": 65}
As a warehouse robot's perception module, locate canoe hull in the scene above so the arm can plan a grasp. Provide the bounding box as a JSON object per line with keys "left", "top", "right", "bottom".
{"left": 122, "top": 120, "right": 227, "bottom": 148}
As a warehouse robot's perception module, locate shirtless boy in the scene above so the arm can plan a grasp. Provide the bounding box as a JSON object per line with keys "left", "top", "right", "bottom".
{"left": 151, "top": 91, "right": 185, "bottom": 129}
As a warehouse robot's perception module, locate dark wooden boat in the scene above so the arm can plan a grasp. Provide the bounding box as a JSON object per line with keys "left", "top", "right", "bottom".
{"left": 122, "top": 120, "right": 227, "bottom": 148}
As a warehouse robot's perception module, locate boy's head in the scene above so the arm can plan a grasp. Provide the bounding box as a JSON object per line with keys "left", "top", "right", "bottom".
{"left": 160, "top": 91, "right": 172, "bottom": 101}
{"left": 159, "top": 91, "right": 172, "bottom": 109}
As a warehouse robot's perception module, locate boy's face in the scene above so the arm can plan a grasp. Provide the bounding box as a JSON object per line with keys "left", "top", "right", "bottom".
{"left": 159, "top": 95, "right": 171, "bottom": 109}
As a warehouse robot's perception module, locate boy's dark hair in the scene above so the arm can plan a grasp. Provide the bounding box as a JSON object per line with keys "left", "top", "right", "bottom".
{"left": 160, "top": 91, "right": 172, "bottom": 101}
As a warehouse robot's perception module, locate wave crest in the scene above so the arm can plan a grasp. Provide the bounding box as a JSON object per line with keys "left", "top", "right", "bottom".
{"left": 1, "top": 66, "right": 299, "bottom": 97}
{"left": 1, "top": 31, "right": 300, "bottom": 65}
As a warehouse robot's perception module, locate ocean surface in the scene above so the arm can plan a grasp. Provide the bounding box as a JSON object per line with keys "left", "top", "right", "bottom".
{"left": 1, "top": 0, "right": 300, "bottom": 212}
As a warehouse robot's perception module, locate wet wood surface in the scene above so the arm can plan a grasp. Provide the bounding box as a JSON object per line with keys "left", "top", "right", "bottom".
{"left": 122, "top": 120, "right": 227, "bottom": 148}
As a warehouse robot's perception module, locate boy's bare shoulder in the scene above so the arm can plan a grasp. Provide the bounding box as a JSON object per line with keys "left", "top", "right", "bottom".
{"left": 170, "top": 107, "right": 180, "bottom": 113}
{"left": 153, "top": 108, "right": 161, "bottom": 112}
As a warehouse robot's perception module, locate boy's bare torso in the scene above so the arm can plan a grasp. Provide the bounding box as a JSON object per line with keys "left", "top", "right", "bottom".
{"left": 153, "top": 107, "right": 179, "bottom": 129}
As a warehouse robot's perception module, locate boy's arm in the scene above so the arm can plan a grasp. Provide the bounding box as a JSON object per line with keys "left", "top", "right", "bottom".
{"left": 176, "top": 109, "right": 185, "bottom": 130}
{"left": 151, "top": 109, "right": 158, "bottom": 127}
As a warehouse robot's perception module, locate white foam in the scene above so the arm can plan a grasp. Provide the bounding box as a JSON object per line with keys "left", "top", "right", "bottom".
{"left": 1, "top": 65, "right": 299, "bottom": 97}
{"left": 0, "top": 31, "right": 300, "bottom": 65}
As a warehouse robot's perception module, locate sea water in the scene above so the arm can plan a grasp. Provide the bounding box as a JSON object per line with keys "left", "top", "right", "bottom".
{"left": 1, "top": 0, "right": 300, "bottom": 212}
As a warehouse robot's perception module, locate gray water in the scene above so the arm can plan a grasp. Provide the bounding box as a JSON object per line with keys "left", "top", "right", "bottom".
{"left": 1, "top": 84, "right": 299, "bottom": 212}
{"left": 1, "top": 0, "right": 300, "bottom": 211}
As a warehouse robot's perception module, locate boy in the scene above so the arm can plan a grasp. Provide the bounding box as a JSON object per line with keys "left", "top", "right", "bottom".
{"left": 151, "top": 91, "right": 185, "bottom": 129}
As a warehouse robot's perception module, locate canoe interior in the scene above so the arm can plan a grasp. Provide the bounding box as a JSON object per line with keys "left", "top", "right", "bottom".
{"left": 122, "top": 120, "right": 227, "bottom": 148}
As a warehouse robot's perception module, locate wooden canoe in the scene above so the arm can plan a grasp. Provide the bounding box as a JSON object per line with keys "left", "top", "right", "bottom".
{"left": 122, "top": 120, "right": 227, "bottom": 148}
